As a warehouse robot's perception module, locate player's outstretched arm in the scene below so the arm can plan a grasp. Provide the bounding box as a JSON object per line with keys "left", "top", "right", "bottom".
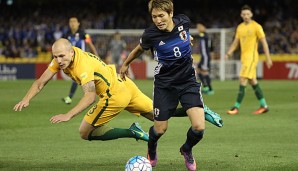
{"left": 120, "top": 44, "right": 145, "bottom": 81}
{"left": 50, "top": 80, "right": 97, "bottom": 124}
{"left": 13, "top": 69, "right": 56, "bottom": 112}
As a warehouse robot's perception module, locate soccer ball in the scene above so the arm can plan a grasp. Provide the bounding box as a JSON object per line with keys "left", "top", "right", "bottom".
{"left": 125, "top": 155, "right": 152, "bottom": 171}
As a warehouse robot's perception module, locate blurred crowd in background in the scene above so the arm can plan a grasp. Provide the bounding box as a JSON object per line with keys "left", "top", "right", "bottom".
{"left": 0, "top": 0, "right": 297, "bottom": 59}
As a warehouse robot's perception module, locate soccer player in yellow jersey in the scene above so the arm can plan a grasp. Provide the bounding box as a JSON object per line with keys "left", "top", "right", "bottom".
{"left": 13, "top": 38, "right": 153, "bottom": 142}
{"left": 225, "top": 5, "right": 273, "bottom": 115}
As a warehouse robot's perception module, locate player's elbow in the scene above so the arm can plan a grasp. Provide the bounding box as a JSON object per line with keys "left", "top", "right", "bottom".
{"left": 34, "top": 79, "right": 45, "bottom": 92}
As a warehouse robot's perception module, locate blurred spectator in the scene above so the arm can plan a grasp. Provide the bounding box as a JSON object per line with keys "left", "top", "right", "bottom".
{"left": 107, "top": 32, "right": 127, "bottom": 71}
{"left": 0, "top": 0, "right": 297, "bottom": 59}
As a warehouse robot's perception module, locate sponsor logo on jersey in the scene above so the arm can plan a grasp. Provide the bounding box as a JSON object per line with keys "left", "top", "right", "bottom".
{"left": 159, "top": 41, "right": 165, "bottom": 46}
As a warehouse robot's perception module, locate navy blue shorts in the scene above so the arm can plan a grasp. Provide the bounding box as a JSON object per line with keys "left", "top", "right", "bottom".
{"left": 153, "top": 80, "right": 204, "bottom": 121}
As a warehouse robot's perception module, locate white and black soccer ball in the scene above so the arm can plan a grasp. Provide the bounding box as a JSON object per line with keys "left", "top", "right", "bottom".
{"left": 125, "top": 155, "right": 152, "bottom": 171}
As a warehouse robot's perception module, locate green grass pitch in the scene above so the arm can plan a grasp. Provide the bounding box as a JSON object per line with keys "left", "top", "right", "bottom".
{"left": 0, "top": 79, "right": 297, "bottom": 171}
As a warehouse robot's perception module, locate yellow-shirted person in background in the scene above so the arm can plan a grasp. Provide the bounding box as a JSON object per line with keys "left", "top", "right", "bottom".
{"left": 13, "top": 38, "right": 152, "bottom": 142}
{"left": 225, "top": 5, "right": 273, "bottom": 115}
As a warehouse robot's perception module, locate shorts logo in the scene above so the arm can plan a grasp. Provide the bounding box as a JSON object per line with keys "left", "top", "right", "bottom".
{"left": 154, "top": 108, "right": 160, "bottom": 118}
{"left": 88, "top": 105, "right": 97, "bottom": 116}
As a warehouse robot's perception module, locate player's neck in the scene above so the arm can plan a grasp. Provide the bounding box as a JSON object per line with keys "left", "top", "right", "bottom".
{"left": 165, "top": 20, "right": 175, "bottom": 32}
{"left": 71, "top": 28, "right": 78, "bottom": 34}
{"left": 244, "top": 20, "right": 252, "bottom": 25}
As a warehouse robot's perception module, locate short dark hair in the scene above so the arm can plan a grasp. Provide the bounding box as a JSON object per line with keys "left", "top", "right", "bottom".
{"left": 148, "top": 0, "right": 173, "bottom": 14}
{"left": 241, "top": 5, "right": 252, "bottom": 12}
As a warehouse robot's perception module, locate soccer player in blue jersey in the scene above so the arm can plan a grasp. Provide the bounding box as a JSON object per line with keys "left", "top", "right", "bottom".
{"left": 196, "top": 23, "right": 214, "bottom": 95}
{"left": 62, "top": 17, "right": 98, "bottom": 104}
{"left": 120, "top": 0, "right": 206, "bottom": 170}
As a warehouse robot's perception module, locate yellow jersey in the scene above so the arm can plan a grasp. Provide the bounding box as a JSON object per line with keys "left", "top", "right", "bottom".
{"left": 48, "top": 46, "right": 118, "bottom": 96}
{"left": 235, "top": 20, "right": 265, "bottom": 64}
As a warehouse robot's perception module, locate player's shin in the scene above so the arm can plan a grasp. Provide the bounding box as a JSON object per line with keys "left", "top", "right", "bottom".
{"left": 182, "top": 128, "right": 204, "bottom": 152}
{"left": 147, "top": 126, "right": 161, "bottom": 166}
{"left": 88, "top": 125, "right": 135, "bottom": 141}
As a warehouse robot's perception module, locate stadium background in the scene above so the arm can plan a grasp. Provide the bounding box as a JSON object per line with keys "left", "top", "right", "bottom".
{"left": 0, "top": 0, "right": 297, "bottom": 80}
{"left": 1, "top": 1, "right": 298, "bottom": 171}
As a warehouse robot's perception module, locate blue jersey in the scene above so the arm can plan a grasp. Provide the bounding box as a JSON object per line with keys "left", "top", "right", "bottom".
{"left": 140, "top": 14, "right": 195, "bottom": 84}
{"left": 63, "top": 29, "right": 88, "bottom": 51}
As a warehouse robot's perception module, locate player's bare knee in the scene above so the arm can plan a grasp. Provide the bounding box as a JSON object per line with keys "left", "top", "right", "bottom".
{"left": 156, "top": 128, "right": 167, "bottom": 135}
{"left": 79, "top": 128, "right": 91, "bottom": 140}
{"left": 191, "top": 124, "right": 205, "bottom": 132}
{"left": 154, "top": 126, "right": 167, "bottom": 134}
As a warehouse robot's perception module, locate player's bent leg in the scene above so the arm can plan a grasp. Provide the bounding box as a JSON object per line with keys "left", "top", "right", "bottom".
{"left": 79, "top": 120, "right": 96, "bottom": 140}
{"left": 80, "top": 119, "right": 149, "bottom": 142}
{"left": 140, "top": 111, "right": 154, "bottom": 121}
{"left": 187, "top": 107, "right": 205, "bottom": 132}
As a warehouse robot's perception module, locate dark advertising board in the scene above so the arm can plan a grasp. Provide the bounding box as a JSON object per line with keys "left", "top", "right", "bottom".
{"left": 0, "top": 64, "right": 35, "bottom": 80}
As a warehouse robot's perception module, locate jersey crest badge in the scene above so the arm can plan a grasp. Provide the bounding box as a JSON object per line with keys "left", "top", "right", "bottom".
{"left": 75, "top": 33, "right": 80, "bottom": 41}
{"left": 179, "top": 30, "right": 188, "bottom": 41}
{"left": 80, "top": 72, "right": 88, "bottom": 80}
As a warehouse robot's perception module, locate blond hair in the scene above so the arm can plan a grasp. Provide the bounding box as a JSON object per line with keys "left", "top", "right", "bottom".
{"left": 148, "top": 0, "right": 173, "bottom": 14}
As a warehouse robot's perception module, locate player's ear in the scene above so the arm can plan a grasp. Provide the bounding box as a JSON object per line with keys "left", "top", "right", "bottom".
{"left": 170, "top": 11, "right": 173, "bottom": 18}
{"left": 70, "top": 48, "right": 74, "bottom": 57}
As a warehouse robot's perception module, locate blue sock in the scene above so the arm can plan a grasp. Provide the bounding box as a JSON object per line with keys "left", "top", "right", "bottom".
{"left": 69, "top": 81, "right": 78, "bottom": 98}
{"left": 182, "top": 127, "right": 204, "bottom": 152}
{"left": 148, "top": 126, "right": 161, "bottom": 158}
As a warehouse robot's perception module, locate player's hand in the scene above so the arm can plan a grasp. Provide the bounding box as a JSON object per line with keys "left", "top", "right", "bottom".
{"left": 13, "top": 100, "right": 29, "bottom": 111}
{"left": 266, "top": 59, "right": 273, "bottom": 69}
{"left": 50, "top": 114, "right": 71, "bottom": 124}
{"left": 225, "top": 53, "right": 231, "bottom": 60}
{"left": 120, "top": 65, "right": 129, "bottom": 81}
